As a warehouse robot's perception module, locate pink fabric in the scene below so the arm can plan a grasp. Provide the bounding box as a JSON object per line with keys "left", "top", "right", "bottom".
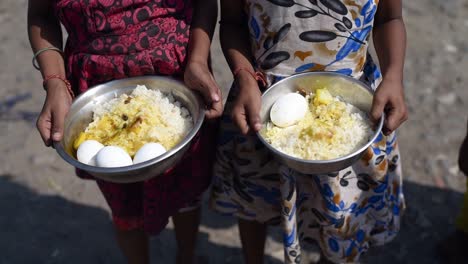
{"left": 55, "top": 0, "right": 193, "bottom": 93}
{"left": 55, "top": 0, "right": 217, "bottom": 234}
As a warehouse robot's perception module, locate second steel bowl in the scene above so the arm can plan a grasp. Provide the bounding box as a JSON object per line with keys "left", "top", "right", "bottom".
{"left": 257, "top": 72, "right": 384, "bottom": 174}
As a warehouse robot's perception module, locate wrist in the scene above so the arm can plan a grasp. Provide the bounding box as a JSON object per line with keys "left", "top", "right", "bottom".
{"left": 187, "top": 55, "right": 209, "bottom": 66}
{"left": 235, "top": 70, "right": 259, "bottom": 89}
{"left": 45, "top": 81, "right": 70, "bottom": 98}
{"left": 43, "top": 75, "right": 74, "bottom": 100}
{"left": 381, "top": 67, "right": 403, "bottom": 83}
{"left": 45, "top": 79, "right": 66, "bottom": 91}
{"left": 233, "top": 67, "right": 266, "bottom": 89}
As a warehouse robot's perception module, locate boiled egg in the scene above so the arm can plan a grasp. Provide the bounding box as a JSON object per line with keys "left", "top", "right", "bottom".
{"left": 270, "top": 93, "right": 308, "bottom": 127}
{"left": 133, "top": 143, "right": 167, "bottom": 164}
{"left": 95, "top": 146, "right": 133, "bottom": 167}
{"left": 76, "top": 140, "right": 104, "bottom": 166}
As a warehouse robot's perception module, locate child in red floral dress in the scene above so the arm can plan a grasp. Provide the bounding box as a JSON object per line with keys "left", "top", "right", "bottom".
{"left": 28, "top": 1, "right": 221, "bottom": 263}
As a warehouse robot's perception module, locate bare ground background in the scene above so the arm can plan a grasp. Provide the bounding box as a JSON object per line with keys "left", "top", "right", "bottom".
{"left": 0, "top": 0, "right": 467, "bottom": 263}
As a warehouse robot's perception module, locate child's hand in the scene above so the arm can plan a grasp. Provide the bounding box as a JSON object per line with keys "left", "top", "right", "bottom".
{"left": 370, "top": 77, "right": 408, "bottom": 135}
{"left": 232, "top": 72, "right": 262, "bottom": 135}
{"left": 36, "top": 79, "right": 73, "bottom": 147}
{"left": 184, "top": 60, "right": 223, "bottom": 120}
{"left": 459, "top": 121, "right": 468, "bottom": 175}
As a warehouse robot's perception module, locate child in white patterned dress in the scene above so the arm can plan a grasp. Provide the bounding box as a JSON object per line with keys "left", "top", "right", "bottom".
{"left": 211, "top": 0, "right": 408, "bottom": 263}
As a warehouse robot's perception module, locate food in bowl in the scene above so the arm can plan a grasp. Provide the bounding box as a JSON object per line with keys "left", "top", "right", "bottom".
{"left": 270, "top": 93, "right": 308, "bottom": 127}
{"left": 73, "top": 85, "right": 193, "bottom": 167}
{"left": 132, "top": 142, "right": 167, "bottom": 164}
{"left": 261, "top": 88, "right": 373, "bottom": 160}
{"left": 95, "top": 145, "right": 134, "bottom": 167}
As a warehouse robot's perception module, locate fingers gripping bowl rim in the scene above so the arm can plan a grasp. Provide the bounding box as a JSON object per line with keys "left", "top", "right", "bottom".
{"left": 256, "top": 72, "right": 384, "bottom": 174}
{"left": 53, "top": 76, "right": 205, "bottom": 183}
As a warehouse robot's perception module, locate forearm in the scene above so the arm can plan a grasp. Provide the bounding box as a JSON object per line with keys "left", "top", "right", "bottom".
{"left": 27, "top": 0, "right": 65, "bottom": 78}
{"left": 219, "top": 0, "right": 255, "bottom": 74}
{"left": 187, "top": 0, "right": 217, "bottom": 64}
{"left": 372, "top": 0, "right": 406, "bottom": 82}
{"left": 373, "top": 19, "right": 406, "bottom": 82}
{"left": 220, "top": 23, "right": 256, "bottom": 74}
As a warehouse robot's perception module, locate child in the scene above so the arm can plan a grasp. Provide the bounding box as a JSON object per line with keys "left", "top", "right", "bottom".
{"left": 28, "top": 1, "right": 221, "bottom": 263}
{"left": 211, "top": 0, "right": 408, "bottom": 263}
{"left": 438, "top": 121, "right": 468, "bottom": 263}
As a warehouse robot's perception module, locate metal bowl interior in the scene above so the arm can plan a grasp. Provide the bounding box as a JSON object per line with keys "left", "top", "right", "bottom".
{"left": 257, "top": 72, "right": 384, "bottom": 174}
{"left": 53, "top": 76, "right": 205, "bottom": 183}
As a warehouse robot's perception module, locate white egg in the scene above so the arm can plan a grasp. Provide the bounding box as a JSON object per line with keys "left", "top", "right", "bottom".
{"left": 270, "top": 93, "right": 308, "bottom": 127}
{"left": 133, "top": 143, "right": 167, "bottom": 164}
{"left": 76, "top": 140, "right": 104, "bottom": 166}
{"left": 95, "top": 146, "right": 133, "bottom": 168}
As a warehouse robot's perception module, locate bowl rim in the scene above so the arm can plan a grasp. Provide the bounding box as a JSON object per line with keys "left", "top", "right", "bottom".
{"left": 256, "top": 71, "right": 385, "bottom": 167}
{"left": 53, "top": 75, "right": 205, "bottom": 174}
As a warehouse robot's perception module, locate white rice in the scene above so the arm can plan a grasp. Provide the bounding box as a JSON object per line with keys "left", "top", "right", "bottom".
{"left": 91, "top": 85, "right": 192, "bottom": 149}
{"left": 262, "top": 97, "right": 373, "bottom": 160}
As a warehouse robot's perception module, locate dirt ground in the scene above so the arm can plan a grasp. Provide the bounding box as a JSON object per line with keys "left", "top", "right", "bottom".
{"left": 1, "top": 0, "right": 467, "bottom": 263}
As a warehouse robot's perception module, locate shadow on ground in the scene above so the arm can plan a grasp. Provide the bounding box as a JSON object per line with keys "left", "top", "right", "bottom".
{"left": 0, "top": 176, "right": 278, "bottom": 264}
{"left": 363, "top": 179, "right": 464, "bottom": 264}
{"left": 0, "top": 175, "right": 463, "bottom": 264}
{"left": 0, "top": 175, "right": 121, "bottom": 264}
{"left": 0, "top": 93, "right": 38, "bottom": 123}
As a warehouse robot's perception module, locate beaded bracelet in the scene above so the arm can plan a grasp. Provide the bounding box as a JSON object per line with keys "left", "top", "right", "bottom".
{"left": 43, "top": 74, "right": 75, "bottom": 99}
{"left": 233, "top": 67, "right": 267, "bottom": 87}
{"left": 32, "top": 47, "right": 63, "bottom": 70}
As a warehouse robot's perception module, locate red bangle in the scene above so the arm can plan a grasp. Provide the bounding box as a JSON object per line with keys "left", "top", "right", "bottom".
{"left": 233, "top": 67, "right": 267, "bottom": 87}
{"left": 43, "top": 74, "right": 75, "bottom": 99}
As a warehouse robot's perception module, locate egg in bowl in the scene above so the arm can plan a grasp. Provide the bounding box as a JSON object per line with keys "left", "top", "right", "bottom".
{"left": 261, "top": 88, "right": 373, "bottom": 161}
{"left": 73, "top": 85, "right": 193, "bottom": 167}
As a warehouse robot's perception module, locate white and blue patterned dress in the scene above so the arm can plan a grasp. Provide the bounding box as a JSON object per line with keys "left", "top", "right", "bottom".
{"left": 210, "top": 0, "right": 405, "bottom": 263}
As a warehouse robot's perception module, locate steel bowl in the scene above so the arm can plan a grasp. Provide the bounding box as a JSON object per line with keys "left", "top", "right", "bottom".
{"left": 257, "top": 72, "right": 384, "bottom": 174}
{"left": 53, "top": 76, "right": 205, "bottom": 183}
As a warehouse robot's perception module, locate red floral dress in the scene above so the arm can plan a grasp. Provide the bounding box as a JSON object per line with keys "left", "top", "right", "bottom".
{"left": 54, "top": 0, "right": 216, "bottom": 234}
